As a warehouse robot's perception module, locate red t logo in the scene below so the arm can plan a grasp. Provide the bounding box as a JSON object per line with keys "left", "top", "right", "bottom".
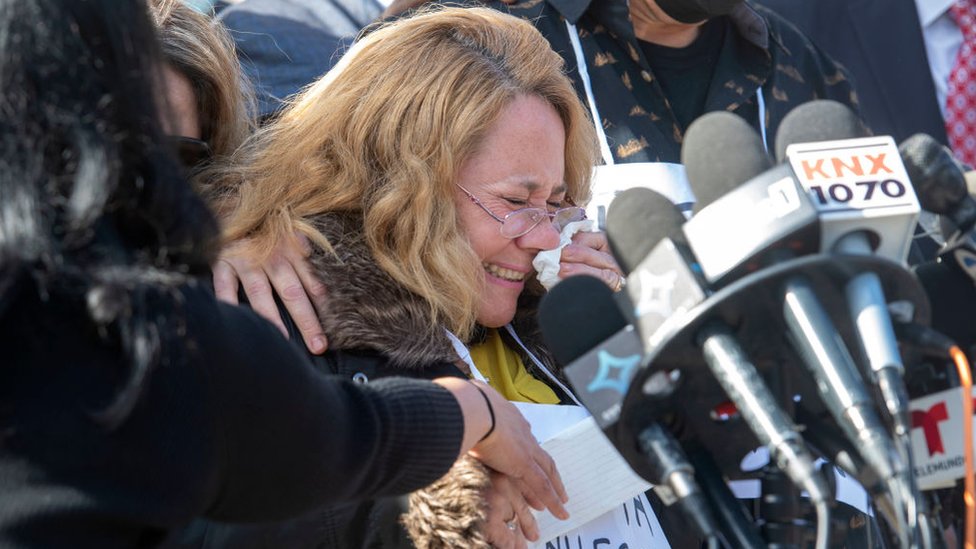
{"left": 912, "top": 403, "right": 950, "bottom": 456}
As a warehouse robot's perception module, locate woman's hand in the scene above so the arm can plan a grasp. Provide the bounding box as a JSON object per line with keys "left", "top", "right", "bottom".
{"left": 557, "top": 231, "right": 625, "bottom": 291}
{"left": 213, "top": 233, "right": 330, "bottom": 354}
{"left": 434, "top": 378, "right": 569, "bottom": 524}
{"left": 466, "top": 380, "right": 569, "bottom": 522}
{"left": 483, "top": 471, "right": 540, "bottom": 548}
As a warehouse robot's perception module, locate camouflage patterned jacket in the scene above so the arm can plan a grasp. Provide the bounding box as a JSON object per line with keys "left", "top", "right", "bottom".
{"left": 480, "top": 0, "right": 858, "bottom": 164}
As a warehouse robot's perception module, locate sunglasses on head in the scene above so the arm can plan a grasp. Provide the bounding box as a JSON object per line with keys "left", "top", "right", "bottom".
{"left": 167, "top": 136, "right": 213, "bottom": 171}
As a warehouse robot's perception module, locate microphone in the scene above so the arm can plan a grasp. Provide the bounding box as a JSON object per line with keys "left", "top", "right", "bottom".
{"left": 539, "top": 274, "right": 643, "bottom": 429}
{"left": 538, "top": 275, "right": 720, "bottom": 541}
{"left": 606, "top": 187, "right": 689, "bottom": 277}
{"left": 777, "top": 100, "right": 919, "bottom": 263}
{"left": 899, "top": 133, "right": 976, "bottom": 235}
{"left": 680, "top": 112, "right": 821, "bottom": 284}
{"left": 682, "top": 110, "right": 772, "bottom": 215}
{"left": 679, "top": 104, "right": 912, "bottom": 540}
{"left": 775, "top": 101, "right": 924, "bottom": 544}
{"left": 777, "top": 101, "right": 915, "bottom": 442}
{"left": 772, "top": 99, "right": 870, "bottom": 164}
{"left": 604, "top": 184, "right": 833, "bottom": 549}
{"left": 606, "top": 187, "right": 707, "bottom": 351}
{"left": 904, "top": 134, "right": 976, "bottom": 352}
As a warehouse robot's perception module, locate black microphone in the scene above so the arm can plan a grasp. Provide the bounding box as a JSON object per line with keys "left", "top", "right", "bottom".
{"left": 904, "top": 134, "right": 976, "bottom": 352}
{"left": 604, "top": 183, "right": 833, "bottom": 549}
{"left": 606, "top": 187, "right": 708, "bottom": 352}
{"left": 899, "top": 133, "right": 976, "bottom": 234}
{"left": 538, "top": 275, "right": 720, "bottom": 542}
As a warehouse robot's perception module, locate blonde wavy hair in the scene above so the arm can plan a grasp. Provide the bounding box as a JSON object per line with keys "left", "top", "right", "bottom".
{"left": 149, "top": 0, "right": 254, "bottom": 160}
{"left": 218, "top": 7, "right": 598, "bottom": 339}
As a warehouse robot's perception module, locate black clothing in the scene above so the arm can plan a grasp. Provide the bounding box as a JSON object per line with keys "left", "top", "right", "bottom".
{"left": 758, "top": 0, "right": 947, "bottom": 146}
{"left": 639, "top": 17, "right": 727, "bottom": 132}
{"left": 0, "top": 281, "right": 463, "bottom": 547}
{"left": 481, "top": 0, "right": 857, "bottom": 163}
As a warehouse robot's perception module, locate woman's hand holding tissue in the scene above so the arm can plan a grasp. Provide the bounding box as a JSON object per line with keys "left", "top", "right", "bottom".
{"left": 532, "top": 221, "right": 624, "bottom": 292}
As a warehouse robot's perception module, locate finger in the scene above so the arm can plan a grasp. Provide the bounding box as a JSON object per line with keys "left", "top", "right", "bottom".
{"left": 518, "top": 463, "right": 568, "bottom": 520}
{"left": 559, "top": 263, "right": 622, "bottom": 290}
{"left": 212, "top": 259, "right": 241, "bottom": 305}
{"left": 513, "top": 495, "right": 539, "bottom": 542}
{"left": 239, "top": 268, "right": 289, "bottom": 338}
{"left": 560, "top": 243, "right": 622, "bottom": 275}
{"left": 294, "top": 233, "right": 313, "bottom": 258}
{"left": 495, "top": 473, "right": 539, "bottom": 542}
{"left": 514, "top": 533, "right": 528, "bottom": 549}
{"left": 536, "top": 448, "right": 568, "bottom": 505}
{"left": 570, "top": 230, "right": 610, "bottom": 253}
{"left": 266, "top": 255, "right": 328, "bottom": 354}
{"left": 484, "top": 511, "right": 517, "bottom": 549}
{"left": 291, "top": 248, "right": 330, "bottom": 354}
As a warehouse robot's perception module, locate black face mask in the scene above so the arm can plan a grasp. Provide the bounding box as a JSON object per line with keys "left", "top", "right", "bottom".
{"left": 652, "top": 0, "right": 744, "bottom": 24}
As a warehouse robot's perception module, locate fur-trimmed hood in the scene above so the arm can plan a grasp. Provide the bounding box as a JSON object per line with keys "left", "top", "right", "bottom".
{"left": 309, "top": 212, "right": 460, "bottom": 371}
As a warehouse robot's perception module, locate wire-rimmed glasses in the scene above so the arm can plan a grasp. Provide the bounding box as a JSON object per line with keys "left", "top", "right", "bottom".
{"left": 455, "top": 183, "right": 586, "bottom": 238}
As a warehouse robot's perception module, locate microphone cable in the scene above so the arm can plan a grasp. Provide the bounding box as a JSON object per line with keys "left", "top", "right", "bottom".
{"left": 948, "top": 345, "right": 975, "bottom": 549}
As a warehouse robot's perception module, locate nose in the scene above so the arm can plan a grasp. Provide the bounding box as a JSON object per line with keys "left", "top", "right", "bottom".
{"left": 516, "top": 217, "right": 561, "bottom": 251}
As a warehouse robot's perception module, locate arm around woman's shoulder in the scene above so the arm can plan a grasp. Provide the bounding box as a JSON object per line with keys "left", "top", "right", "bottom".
{"left": 180, "top": 283, "right": 465, "bottom": 522}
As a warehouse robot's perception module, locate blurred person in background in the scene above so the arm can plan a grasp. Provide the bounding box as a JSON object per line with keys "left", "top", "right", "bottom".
{"left": 758, "top": 0, "right": 960, "bottom": 151}
{"left": 150, "top": 0, "right": 256, "bottom": 205}
{"left": 216, "top": 0, "right": 386, "bottom": 119}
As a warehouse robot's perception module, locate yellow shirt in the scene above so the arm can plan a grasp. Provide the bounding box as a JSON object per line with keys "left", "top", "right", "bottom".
{"left": 468, "top": 328, "right": 560, "bottom": 404}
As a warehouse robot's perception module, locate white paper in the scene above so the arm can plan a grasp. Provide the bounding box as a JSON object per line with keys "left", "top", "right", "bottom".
{"left": 514, "top": 404, "right": 654, "bottom": 543}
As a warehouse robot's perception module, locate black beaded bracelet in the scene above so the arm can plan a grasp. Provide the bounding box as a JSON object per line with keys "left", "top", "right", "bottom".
{"left": 472, "top": 383, "right": 496, "bottom": 442}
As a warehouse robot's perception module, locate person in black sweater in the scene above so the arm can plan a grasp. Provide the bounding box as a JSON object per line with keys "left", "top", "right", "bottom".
{"left": 0, "top": 0, "right": 567, "bottom": 546}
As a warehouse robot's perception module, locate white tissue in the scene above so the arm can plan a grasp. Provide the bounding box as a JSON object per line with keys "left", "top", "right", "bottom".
{"left": 532, "top": 219, "right": 596, "bottom": 290}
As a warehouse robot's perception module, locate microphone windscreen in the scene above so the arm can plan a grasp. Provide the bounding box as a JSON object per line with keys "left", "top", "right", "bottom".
{"left": 774, "top": 100, "right": 869, "bottom": 163}
{"left": 606, "top": 187, "right": 686, "bottom": 276}
{"left": 899, "top": 133, "right": 968, "bottom": 215}
{"left": 539, "top": 274, "right": 628, "bottom": 366}
{"left": 681, "top": 111, "right": 771, "bottom": 212}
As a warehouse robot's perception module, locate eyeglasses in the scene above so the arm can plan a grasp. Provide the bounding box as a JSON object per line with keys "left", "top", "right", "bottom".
{"left": 167, "top": 136, "right": 213, "bottom": 171}
{"left": 455, "top": 183, "right": 586, "bottom": 239}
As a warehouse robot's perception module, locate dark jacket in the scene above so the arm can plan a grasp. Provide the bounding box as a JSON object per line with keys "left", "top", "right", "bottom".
{"left": 758, "top": 0, "right": 947, "bottom": 146}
